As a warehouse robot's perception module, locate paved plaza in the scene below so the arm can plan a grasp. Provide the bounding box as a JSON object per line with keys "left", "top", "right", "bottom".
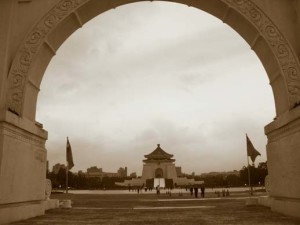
{"left": 12, "top": 192, "right": 300, "bottom": 225}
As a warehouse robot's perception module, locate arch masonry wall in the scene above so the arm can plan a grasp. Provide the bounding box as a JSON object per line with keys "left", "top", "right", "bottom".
{"left": 0, "top": 0, "right": 300, "bottom": 223}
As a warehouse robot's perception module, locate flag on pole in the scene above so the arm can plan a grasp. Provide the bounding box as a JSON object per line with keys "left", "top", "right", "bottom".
{"left": 246, "top": 134, "right": 261, "bottom": 163}
{"left": 66, "top": 137, "right": 74, "bottom": 170}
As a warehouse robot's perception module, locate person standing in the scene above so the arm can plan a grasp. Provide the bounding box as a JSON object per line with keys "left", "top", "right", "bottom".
{"left": 226, "top": 189, "right": 230, "bottom": 197}
{"left": 156, "top": 185, "right": 160, "bottom": 195}
{"left": 190, "top": 186, "right": 193, "bottom": 196}
{"left": 200, "top": 185, "right": 205, "bottom": 198}
{"left": 194, "top": 186, "right": 198, "bottom": 198}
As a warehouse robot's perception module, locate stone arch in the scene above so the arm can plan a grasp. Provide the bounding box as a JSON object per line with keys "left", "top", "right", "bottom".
{"left": 1, "top": 0, "right": 300, "bottom": 222}
{"left": 5, "top": 0, "right": 300, "bottom": 121}
{"left": 155, "top": 168, "right": 164, "bottom": 178}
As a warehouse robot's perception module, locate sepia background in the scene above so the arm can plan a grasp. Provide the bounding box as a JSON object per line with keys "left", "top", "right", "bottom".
{"left": 37, "top": 2, "right": 274, "bottom": 174}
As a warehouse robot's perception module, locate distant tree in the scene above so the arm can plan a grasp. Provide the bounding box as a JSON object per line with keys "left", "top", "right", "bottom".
{"left": 225, "top": 174, "right": 243, "bottom": 187}
{"left": 86, "top": 177, "right": 101, "bottom": 189}
{"left": 256, "top": 161, "right": 268, "bottom": 185}
{"left": 47, "top": 167, "right": 75, "bottom": 189}
{"left": 129, "top": 172, "right": 137, "bottom": 178}
{"left": 239, "top": 166, "right": 250, "bottom": 186}
{"left": 56, "top": 167, "right": 67, "bottom": 188}
{"left": 199, "top": 174, "right": 227, "bottom": 188}
{"left": 101, "top": 177, "right": 125, "bottom": 189}
{"left": 72, "top": 173, "right": 87, "bottom": 189}
{"left": 239, "top": 161, "right": 268, "bottom": 186}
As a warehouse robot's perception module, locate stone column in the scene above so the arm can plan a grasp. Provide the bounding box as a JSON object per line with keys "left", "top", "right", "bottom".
{"left": 0, "top": 111, "right": 48, "bottom": 224}
{"left": 265, "top": 106, "right": 300, "bottom": 218}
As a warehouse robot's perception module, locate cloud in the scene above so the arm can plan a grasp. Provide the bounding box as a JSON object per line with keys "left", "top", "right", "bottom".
{"left": 39, "top": 2, "right": 274, "bottom": 175}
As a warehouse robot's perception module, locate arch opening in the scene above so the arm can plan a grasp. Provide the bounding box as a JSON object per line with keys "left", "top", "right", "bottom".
{"left": 38, "top": 1, "right": 273, "bottom": 175}
{"left": 1, "top": 0, "right": 300, "bottom": 222}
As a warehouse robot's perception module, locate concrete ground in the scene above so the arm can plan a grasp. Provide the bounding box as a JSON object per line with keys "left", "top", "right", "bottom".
{"left": 12, "top": 191, "right": 300, "bottom": 225}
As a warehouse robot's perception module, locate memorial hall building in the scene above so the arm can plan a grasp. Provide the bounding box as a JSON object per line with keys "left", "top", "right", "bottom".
{"left": 116, "top": 144, "right": 203, "bottom": 188}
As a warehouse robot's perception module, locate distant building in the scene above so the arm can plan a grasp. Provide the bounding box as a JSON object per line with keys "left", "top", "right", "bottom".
{"left": 85, "top": 166, "right": 127, "bottom": 178}
{"left": 200, "top": 170, "right": 240, "bottom": 177}
{"left": 175, "top": 167, "right": 182, "bottom": 177}
{"left": 116, "top": 144, "right": 203, "bottom": 188}
{"left": 129, "top": 172, "right": 137, "bottom": 178}
{"left": 86, "top": 166, "right": 103, "bottom": 178}
{"left": 117, "top": 167, "right": 127, "bottom": 177}
{"left": 102, "top": 172, "right": 119, "bottom": 177}
{"left": 141, "top": 144, "right": 177, "bottom": 181}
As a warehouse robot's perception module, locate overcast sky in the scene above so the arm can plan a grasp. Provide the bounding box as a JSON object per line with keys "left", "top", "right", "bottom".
{"left": 37, "top": 2, "right": 275, "bottom": 175}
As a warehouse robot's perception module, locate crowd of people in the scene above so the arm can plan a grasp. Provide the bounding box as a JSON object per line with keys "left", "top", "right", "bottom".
{"left": 128, "top": 184, "right": 208, "bottom": 198}
{"left": 127, "top": 183, "right": 235, "bottom": 200}
{"left": 187, "top": 185, "right": 205, "bottom": 198}
{"left": 215, "top": 189, "right": 230, "bottom": 197}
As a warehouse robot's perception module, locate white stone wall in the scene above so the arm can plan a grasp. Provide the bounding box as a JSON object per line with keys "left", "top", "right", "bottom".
{"left": 141, "top": 162, "right": 177, "bottom": 180}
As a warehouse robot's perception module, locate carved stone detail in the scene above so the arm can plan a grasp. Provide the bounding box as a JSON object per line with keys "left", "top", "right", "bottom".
{"left": 265, "top": 175, "right": 271, "bottom": 196}
{"left": 266, "top": 117, "right": 300, "bottom": 143}
{"left": 223, "top": 0, "right": 300, "bottom": 107}
{"left": 0, "top": 122, "right": 46, "bottom": 147}
{"left": 45, "top": 179, "right": 52, "bottom": 200}
{"left": 6, "top": 0, "right": 300, "bottom": 116}
{"left": 7, "top": 0, "right": 88, "bottom": 115}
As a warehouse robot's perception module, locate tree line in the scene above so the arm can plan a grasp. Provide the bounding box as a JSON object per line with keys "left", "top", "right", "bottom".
{"left": 47, "top": 168, "right": 128, "bottom": 190}
{"left": 47, "top": 161, "right": 268, "bottom": 190}
{"left": 196, "top": 162, "right": 268, "bottom": 188}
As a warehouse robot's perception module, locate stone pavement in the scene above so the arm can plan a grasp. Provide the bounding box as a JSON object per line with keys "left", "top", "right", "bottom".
{"left": 12, "top": 193, "right": 300, "bottom": 225}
